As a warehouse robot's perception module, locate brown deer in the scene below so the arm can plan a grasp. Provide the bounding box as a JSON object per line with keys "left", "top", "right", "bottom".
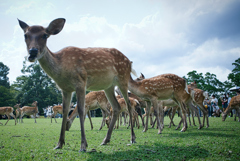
{"left": 66, "top": 91, "right": 111, "bottom": 131}
{"left": 128, "top": 73, "right": 189, "bottom": 133}
{"left": 18, "top": 18, "right": 137, "bottom": 152}
{"left": 19, "top": 101, "right": 38, "bottom": 123}
{"left": 0, "top": 106, "right": 16, "bottom": 125}
{"left": 189, "top": 82, "right": 209, "bottom": 128}
{"left": 222, "top": 95, "right": 240, "bottom": 122}
{"left": 106, "top": 97, "right": 140, "bottom": 129}
{"left": 51, "top": 105, "right": 63, "bottom": 123}
{"left": 14, "top": 104, "right": 22, "bottom": 123}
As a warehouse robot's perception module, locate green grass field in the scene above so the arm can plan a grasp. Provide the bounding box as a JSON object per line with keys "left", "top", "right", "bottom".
{"left": 0, "top": 116, "right": 240, "bottom": 161}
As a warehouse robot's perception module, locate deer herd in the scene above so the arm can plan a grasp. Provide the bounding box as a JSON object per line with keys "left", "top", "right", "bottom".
{"left": 1, "top": 18, "right": 239, "bottom": 152}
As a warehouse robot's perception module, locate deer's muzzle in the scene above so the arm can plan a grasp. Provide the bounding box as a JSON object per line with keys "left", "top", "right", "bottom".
{"left": 28, "top": 48, "right": 38, "bottom": 62}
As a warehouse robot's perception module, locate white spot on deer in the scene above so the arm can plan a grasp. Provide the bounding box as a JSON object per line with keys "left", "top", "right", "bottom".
{"left": 145, "top": 87, "right": 148, "bottom": 90}
{"left": 72, "top": 57, "right": 75, "bottom": 59}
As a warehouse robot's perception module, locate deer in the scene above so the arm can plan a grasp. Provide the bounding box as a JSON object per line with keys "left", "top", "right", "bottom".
{"left": 188, "top": 82, "right": 210, "bottom": 128}
{"left": 128, "top": 73, "right": 189, "bottom": 133}
{"left": 14, "top": 104, "right": 22, "bottom": 123}
{"left": 106, "top": 97, "right": 140, "bottom": 129}
{"left": 19, "top": 101, "right": 38, "bottom": 123}
{"left": 18, "top": 18, "right": 137, "bottom": 152}
{"left": 51, "top": 105, "right": 62, "bottom": 123}
{"left": 66, "top": 91, "right": 111, "bottom": 131}
{"left": 222, "top": 95, "right": 240, "bottom": 122}
{"left": 0, "top": 106, "right": 16, "bottom": 125}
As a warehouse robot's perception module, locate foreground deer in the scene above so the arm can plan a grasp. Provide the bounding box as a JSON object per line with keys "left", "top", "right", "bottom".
{"left": 0, "top": 106, "right": 16, "bottom": 125}
{"left": 18, "top": 18, "right": 137, "bottom": 152}
{"left": 128, "top": 73, "right": 189, "bottom": 133}
{"left": 20, "top": 101, "right": 38, "bottom": 123}
{"left": 66, "top": 91, "right": 111, "bottom": 131}
{"left": 222, "top": 95, "right": 240, "bottom": 122}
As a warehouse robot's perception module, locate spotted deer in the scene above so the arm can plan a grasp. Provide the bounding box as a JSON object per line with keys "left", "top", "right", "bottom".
{"left": 19, "top": 101, "right": 38, "bottom": 123}
{"left": 189, "top": 82, "right": 209, "bottom": 128}
{"left": 128, "top": 73, "right": 189, "bottom": 133}
{"left": 222, "top": 95, "right": 240, "bottom": 122}
{"left": 18, "top": 18, "right": 137, "bottom": 152}
{"left": 0, "top": 106, "right": 16, "bottom": 125}
{"left": 66, "top": 91, "right": 111, "bottom": 131}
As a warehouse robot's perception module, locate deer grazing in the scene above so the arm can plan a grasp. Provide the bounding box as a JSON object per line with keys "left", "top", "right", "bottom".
{"left": 0, "top": 106, "right": 16, "bottom": 125}
{"left": 19, "top": 101, "right": 38, "bottom": 123}
{"left": 66, "top": 91, "right": 111, "bottom": 131}
{"left": 18, "top": 18, "right": 137, "bottom": 152}
{"left": 222, "top": 95, "right": 240, "bottom": 122}
{"left": 106, "top": 97, "right": 140, "bottom": 129}
{"left": 189, "top": 82, "right": 209, "bottom": 128}
{"left": 128, "top": 73, "right": 189, "bottom": 133}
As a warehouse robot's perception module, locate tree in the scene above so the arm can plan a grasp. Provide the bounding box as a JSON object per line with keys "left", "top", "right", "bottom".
{"left": 228, "top": 58, "right": 240, "bottom": 86}
{"left": 0, "top": 62, "right": 15, "bottom": 106}
{"left": 0, "top": 62, "right": 10, "bottom": 88}
{"left": 12, "top": 61, "right": 62, "bottom": 115}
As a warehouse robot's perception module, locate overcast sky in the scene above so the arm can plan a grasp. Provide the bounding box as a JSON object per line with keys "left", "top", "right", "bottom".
{"left": 0, "top": 0, "right": 240, "bottom": 84}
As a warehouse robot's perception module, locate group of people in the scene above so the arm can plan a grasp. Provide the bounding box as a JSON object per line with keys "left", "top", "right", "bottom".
{"left": 43, "top": 106, "right": 53, "bottom": 118}
{"left": 204, "top": 93, "right": 233, "bottom": 117}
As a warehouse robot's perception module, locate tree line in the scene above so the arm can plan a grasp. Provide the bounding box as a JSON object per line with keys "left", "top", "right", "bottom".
{"left": 0, "top": 58, "right": 239, "bottom": 115}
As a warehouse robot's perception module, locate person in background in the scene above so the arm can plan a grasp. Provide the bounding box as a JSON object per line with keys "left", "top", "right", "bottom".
{"left": 204, "top": 97, "right": 211, "bottom": 117}
{"left": 227, "top": 93, "right": 233, "bottom": 117}
{"left": 211, "top": 95, "right": 221, "bottom": 117}
{"left": 220, "top": 94, "right": 228, "bottom": 113}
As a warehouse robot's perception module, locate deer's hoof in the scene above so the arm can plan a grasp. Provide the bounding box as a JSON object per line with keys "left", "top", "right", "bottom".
{"left": 53, "top": 145, "right": 62, "bottom": 150}
{"left": 79, "top": 149, "right": 86, "bottom": 153}
{"left": 130, "top": 140, "right": 136, "bottom": 144}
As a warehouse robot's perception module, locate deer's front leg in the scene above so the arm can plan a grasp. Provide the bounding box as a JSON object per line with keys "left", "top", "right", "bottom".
{"left": 54, "top": 91, "right": 72, "bottom": 150}
{"left": 101, "top": 86, "right": 121, "bottom": 145}
{"left": 143, "top": 101, "right": 151, "bottom": 132}
{"left": 75, "top": 87, "right": 88, "bottom": 152}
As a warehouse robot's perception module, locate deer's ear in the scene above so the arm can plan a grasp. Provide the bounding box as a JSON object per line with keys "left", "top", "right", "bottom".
{"left": 18, "top": 19, "right": 29, "bottom": 32}
{"left": 46, "top": 18, "right": 66, "bottom": 35}
{"left": 140, "top": 73, "right": 145, "bottom": 79}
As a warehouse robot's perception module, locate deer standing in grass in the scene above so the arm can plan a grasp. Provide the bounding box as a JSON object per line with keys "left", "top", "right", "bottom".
{"left": 222, "top": 95, "right": 240, "bottom": 122}
{"left": 66, "top": 91, "right": 111, "bottom": 131}
{"left": 0, "top": 106, "right": 16, "bottom": 125}
{"left": 14, "top": 104, "right": 21, "bottom": 123}
{"left": 128, "top": 73, "right": 189, "bottom": 133}
{"left": 18, "top": 18, "right": 137, "bottom": 152}
{"left": 51, "top": 105, "right": 62, "bottom": 123}
{"left": 19, "top": 101, "right": 38, "bottom": 123}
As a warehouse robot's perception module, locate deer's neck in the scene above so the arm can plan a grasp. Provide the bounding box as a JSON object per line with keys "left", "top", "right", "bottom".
{"left": 128, "top": 76, "right": 145, "bottom": 98}
{"left": 38, "top": 47, "right": 59, "bottom": 79}
{"left": 224, "top": 105, "right": 231, "bottom": 114}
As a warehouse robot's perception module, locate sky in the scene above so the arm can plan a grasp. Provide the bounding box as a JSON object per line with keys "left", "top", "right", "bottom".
{"left": 0, "top": 0, "right": 240, "bottom": 84}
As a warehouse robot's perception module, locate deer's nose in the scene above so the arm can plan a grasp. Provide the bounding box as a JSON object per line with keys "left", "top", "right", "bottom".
{"left": 29, "top": 48, "right": 38, "bottom": 55}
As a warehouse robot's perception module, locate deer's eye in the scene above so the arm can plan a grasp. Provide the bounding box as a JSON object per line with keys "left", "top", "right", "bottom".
{"left": 43, "top": 34, "right": 49, "bottom": 39}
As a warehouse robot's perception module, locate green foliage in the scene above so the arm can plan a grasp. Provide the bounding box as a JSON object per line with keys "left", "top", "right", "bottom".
{"left": 0, "top": 62, "right": 15, "bottom": 107}
{"left": 12, "top": 61, "right": 62, "bottom": 114}
{"left": 0, "top": 117, "right": 240, "bottom": 160}
{"left": 0, "top": 62, "right": 10, "bottom": 88}
{"left": 228, "top": 58, "right": 240, "bottom": 86}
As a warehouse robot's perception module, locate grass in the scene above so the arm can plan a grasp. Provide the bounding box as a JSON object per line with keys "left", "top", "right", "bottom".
{"left": 0, "top": 115, "right": 240, "bottom": 161}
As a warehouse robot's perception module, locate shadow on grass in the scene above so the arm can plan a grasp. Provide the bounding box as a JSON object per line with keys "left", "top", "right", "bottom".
{"left": 80, "top": 143, "right": 209, "bottom": 161}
